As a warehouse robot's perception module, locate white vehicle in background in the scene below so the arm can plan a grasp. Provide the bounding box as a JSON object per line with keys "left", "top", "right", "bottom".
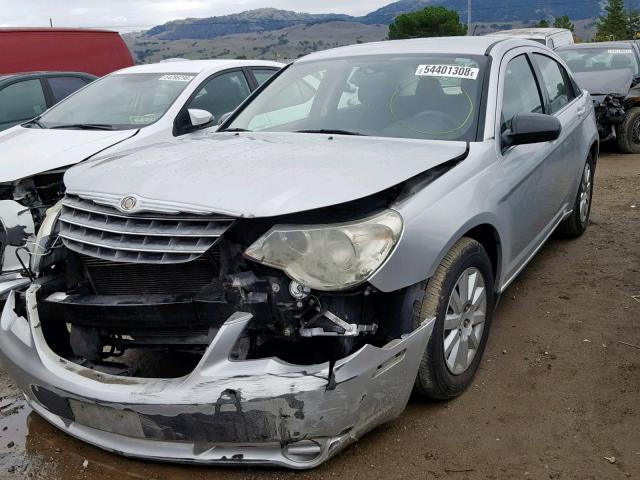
{"left": 0, "top": 59, "right": 283, "bottom": 301}
{"left": 486, "top": 28, "right": 574, "bottom": 49}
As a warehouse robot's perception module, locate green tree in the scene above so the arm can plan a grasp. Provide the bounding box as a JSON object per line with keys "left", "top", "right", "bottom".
{"left": 597, "top": 0, "right": 630, "bottom": 40}
{"left": 388, "top": 6, "right": 467, "bottom": 39}
{"left": 553, "top": 15, "right": 574, "bottom": 32}
{"left": 628, "top": 10, "right": 640, "bottom": 38}
{"left": 536, "top": 19, "right": 550, "bottom": 28}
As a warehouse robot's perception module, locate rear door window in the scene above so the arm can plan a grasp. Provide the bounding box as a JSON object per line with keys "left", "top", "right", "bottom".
{"left": 0, "top": 79, "right": 47, "bottom": 128}
{"left": 251, "top": 68, "right": 278, "bottom": 86}
{"left": 48, "top": 76, "right": 91, "bottom": 103}
{"left": 533, "top": 54, "right": 574, "bottom": 113}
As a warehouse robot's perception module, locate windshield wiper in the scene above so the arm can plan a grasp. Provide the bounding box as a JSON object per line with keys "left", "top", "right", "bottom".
{"left": 22, "top": 117, "right": 44, "bottom": 129}
{"left": 50, "top": 123, "right": 115, "bottom": 130}
{"left": 295, "top": 129, "right": 366, "bottom": 136}
{"left": 220, "top": 127, "right": 252, "bottom": 132}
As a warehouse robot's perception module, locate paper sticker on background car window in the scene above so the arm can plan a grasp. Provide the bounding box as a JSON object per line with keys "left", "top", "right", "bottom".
{"left": 158, "top": 74, "right": 195, "bottom": 82}
{"left": 130, "top": 113, "right": 161, "bottom": 124}
{"left": 607, "top": 49, "right": 632, "bottom": 54}
{"left": 416, "top": 65, "right": 479, "bottom": 80}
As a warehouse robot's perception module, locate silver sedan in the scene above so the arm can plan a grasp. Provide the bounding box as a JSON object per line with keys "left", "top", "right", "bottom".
{"left": 0, "top": 36, "right": 597, "bottom": 468}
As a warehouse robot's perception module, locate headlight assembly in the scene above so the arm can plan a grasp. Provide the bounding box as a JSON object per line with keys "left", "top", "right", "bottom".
{"left": 244, "top": 210, "right": 403, "bottom": 291}
{"left": 30, "top": 201, "right": 63, "bottom": 274}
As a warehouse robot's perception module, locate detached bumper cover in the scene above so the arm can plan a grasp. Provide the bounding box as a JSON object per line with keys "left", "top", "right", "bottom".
{"left": 0, "top": 273, "right": 30, "bottom": 301}
{"left": 0, "top": 285, "right": 435, "bottom": 468}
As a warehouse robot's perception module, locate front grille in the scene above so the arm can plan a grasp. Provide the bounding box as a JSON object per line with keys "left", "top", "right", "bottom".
{"left": 59, "top": 195, "right": 234, "bottom": 264}
{"left": 82, "top": 253, "right": 220, "bottom": 296}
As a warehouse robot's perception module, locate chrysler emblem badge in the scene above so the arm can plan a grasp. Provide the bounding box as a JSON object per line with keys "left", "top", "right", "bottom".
{"left": 120, "top": 196, "right": 137, "bottom": 211}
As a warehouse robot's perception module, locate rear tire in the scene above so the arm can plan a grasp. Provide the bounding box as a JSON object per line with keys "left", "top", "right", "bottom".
{"left": 558, "top": 154, "right": 594, "bottom": 238}
{"left": 616, "top": 107, "right": 640, "bottom": 154}
{"left": 413, "top": 238, "right": 494, "bottom": 400}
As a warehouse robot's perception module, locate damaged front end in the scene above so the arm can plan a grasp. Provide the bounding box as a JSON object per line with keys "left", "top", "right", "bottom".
{"left": 593, "top": 94, "right": 626, "bottom": 142}
{"left": 0, "top": 169, "right": 66, "bottom": 303}
{"left": 0, "top": 192, "right": 435, "bottom": 468}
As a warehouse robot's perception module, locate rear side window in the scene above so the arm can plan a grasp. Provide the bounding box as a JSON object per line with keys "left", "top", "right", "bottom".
{"left": 48, "top": 76, "right": 90, "bottom": 103}
{"left": 534, "top": 54, "right": 574, "bottom": 113}
{"left": 501, "top": 55, "right": 543, "bottom": 133}
{"left": 252, "top": 68, "right": 278, "bottom": 86}
{"left": 0, "top": 79, "right": 47, "bottom": 125}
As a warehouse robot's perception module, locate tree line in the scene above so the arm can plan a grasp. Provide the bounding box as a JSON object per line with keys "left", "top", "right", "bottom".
{"left": 388, "top": 0, "right": 639, "bottom": 41}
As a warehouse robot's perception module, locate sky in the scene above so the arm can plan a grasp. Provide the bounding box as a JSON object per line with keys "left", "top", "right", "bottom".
{"left": 0, "top": 0, "right": 399, "bottom": 31}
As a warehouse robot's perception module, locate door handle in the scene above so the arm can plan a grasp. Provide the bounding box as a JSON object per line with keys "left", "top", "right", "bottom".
{"left": 576, "top": 106, "right": 586, "bottom": 117}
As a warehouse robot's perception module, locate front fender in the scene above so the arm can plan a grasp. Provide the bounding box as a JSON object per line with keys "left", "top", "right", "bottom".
{"left": 370, "top": 145, "right": 505, "bottom": 293}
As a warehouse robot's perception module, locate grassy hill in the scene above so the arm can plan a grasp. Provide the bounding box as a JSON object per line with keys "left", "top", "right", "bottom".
{"left": 126, "top": 0, "right": 603, "bottom": 64}
{"left": 126, "top": 22, "right": 389, "bottom": 63}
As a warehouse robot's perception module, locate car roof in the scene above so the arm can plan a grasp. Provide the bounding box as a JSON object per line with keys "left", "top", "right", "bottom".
{"left": 0, "top": 71, "right": 96, "bottom": 84}
{"left": 0, "top": 27, "right": 117, "bottom": 33}
{"left": 555, "top": 41, "right": 635, "bottom": 51}
{"left": 296, "top": 36, "right": 537, "bottom": 62}
{"left": 487, "top": 28, "right": 569, "bottom": 39}
{"left": 112, "top": 59, "right": 284, "bottom": 75}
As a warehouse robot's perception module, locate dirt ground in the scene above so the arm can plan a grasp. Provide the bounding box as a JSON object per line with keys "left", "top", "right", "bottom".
{"left": 0, "top": 151, "right": 638, "bottom": 480}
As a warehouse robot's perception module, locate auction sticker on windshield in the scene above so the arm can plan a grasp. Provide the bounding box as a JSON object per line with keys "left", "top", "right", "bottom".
{"left": 416, "top": 64, "right": 479, "bottom": 80}
{"left": 158, "top": 74, "right": 195, "bottom": 82}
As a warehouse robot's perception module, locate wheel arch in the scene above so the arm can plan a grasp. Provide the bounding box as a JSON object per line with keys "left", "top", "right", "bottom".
{"left": 589, "top": 139, "right": 599, "bottom": 166}
{"left": 462, "top": 223, "right": 503, "bottom": 292}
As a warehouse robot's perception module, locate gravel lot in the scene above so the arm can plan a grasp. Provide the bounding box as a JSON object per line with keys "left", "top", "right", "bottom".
{"left": 0, "top": 151, "right": 638, "bottom": 480}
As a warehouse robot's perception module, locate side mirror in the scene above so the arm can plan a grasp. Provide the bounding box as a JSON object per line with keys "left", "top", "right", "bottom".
{"left": 217, "top": 111, "right": 233, "bottom": 126}
{"left": 502, "top": 112, "right": 561, "bottom": 148}
{"left": 188, "top": 108, "right": 214, "bottom": 128}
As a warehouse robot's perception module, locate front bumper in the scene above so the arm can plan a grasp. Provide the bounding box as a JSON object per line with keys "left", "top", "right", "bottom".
{"left": 0, "top": 285, "right": 434, "bottom": 469}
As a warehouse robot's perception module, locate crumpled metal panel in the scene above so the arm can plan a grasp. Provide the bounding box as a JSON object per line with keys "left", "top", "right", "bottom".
{"left": 0, "top": 285, "right": 435, "bottom": 468}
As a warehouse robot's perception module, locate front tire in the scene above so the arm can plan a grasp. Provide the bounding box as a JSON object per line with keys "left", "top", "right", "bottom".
{"left": 616, "top": 107, "right": 640, "bottom": 154}
{"left": 413, "top": 238, "right": 494, "bottom": 401}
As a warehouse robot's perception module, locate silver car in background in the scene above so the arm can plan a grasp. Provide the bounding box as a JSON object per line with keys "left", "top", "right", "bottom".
{"left": 0, "top": 37, "right": 597, "bottom": 468}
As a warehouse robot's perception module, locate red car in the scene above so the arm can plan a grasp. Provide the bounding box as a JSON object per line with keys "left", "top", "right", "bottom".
{"left": 0, "top": 28, "right": 134, "bottom": 77}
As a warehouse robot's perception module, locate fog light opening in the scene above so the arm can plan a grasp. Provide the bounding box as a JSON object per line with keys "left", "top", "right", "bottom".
{"left": 282, "top": 439, "right": 323, "bottom": 463}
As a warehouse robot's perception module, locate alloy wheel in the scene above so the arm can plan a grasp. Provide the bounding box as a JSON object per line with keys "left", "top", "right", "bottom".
{"left": 443, "top": 267, "right": 487, "bottom": 375}
{"left": 579, "top": 163, "right": 592, "bottom": 225}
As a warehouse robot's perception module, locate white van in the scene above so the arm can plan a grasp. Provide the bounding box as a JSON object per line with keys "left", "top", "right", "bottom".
{"left": 486, "top": 28, "right": 574, "bottom": 49}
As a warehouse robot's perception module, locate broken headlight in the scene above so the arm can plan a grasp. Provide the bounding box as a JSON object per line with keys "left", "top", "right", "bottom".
{"left": 244, "top": 210, "right": 402, "bottom": 291}
{"left": 30, "top": 200, "right": 63, "bottom": 274}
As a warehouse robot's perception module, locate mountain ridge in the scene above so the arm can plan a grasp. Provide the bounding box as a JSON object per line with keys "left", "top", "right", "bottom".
{"left": 143, "top": 0, "right": 604, "bottom": 40}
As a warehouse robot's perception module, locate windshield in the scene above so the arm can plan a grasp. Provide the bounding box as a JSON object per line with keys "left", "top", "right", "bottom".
{"left": 557, "top": 47, "right": 639, "bottom": 76}
{"left": 227, "top": 54, "right": 487, "bottom": 141}
{"left": 39, "top": 73, "right": 196, "bottom": 130}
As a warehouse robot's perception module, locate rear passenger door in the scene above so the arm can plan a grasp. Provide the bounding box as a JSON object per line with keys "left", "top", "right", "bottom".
{"left": 0, "top": 79, "right": 48, "bottom": 131}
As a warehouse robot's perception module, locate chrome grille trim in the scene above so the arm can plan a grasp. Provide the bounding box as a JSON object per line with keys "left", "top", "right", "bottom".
{"left": 59, "top": 195, "right": 235, "bottom": 264}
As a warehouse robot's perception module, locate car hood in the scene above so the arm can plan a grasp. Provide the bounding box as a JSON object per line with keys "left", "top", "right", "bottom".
{"left": 0, "top": 126, "right": 138, "bottom": 183}
{"left": 574, "top": 69, "right": 633, "bottom": 98}
{"left": 65, "top": 132, "right": 467, "bottom": 218}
